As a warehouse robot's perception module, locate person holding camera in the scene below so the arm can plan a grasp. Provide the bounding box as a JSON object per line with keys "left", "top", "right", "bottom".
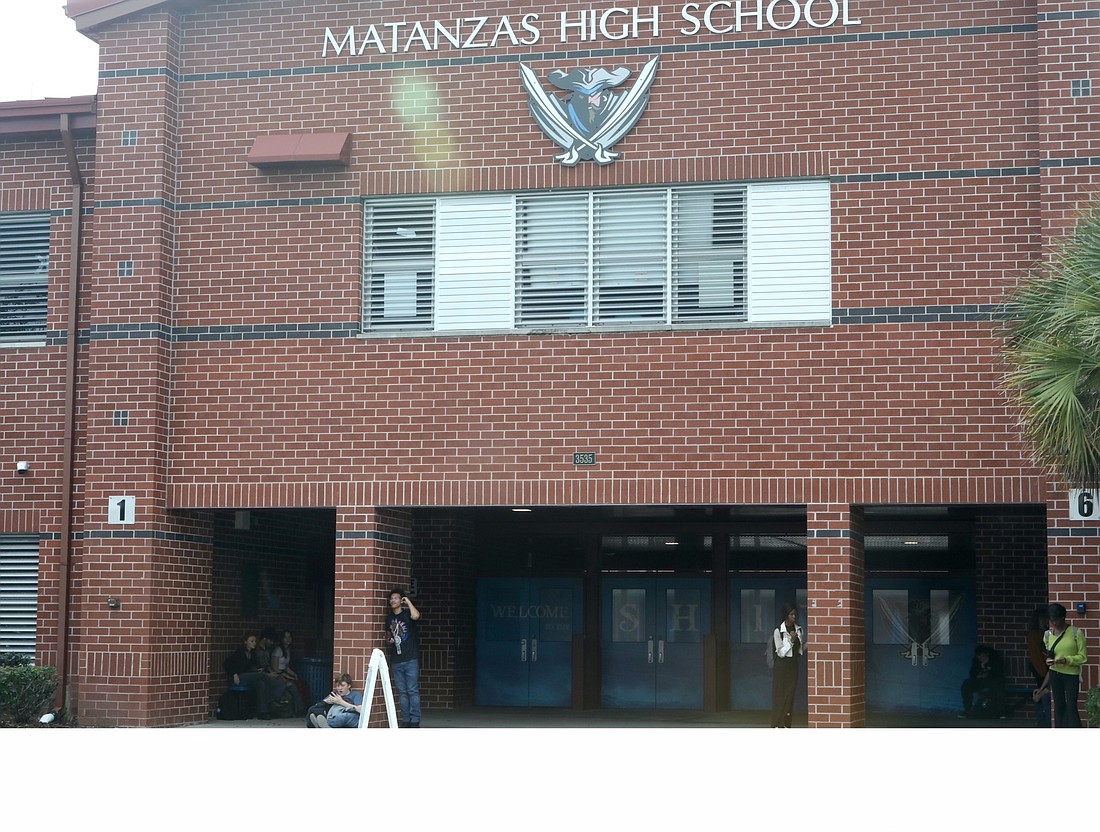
{"left": 1044, "top": 603, "right": 1087, "bottom": 728}
{"left": 385, "top": 589, "right": 422, "bottom": 728}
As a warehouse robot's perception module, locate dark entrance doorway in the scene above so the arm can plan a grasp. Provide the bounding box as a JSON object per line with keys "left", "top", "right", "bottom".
{"left": 600, "top": 575, "right": 711, "bottom": 708}
{"left": 729, "top": 576, "right": 806, "bottom": 711}
{"left": 865, "top": 575, "right": 974, "bottom": 713}
{"left": 413, "top": 504, "right": 1044, "bottom": 717}
{"left": 475, "top": 577, "right": 583, "bottom": 706}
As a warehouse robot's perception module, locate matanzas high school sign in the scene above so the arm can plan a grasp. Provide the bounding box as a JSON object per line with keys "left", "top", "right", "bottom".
{"left": 321, "top": 1, "right": 865, "bottom": 165}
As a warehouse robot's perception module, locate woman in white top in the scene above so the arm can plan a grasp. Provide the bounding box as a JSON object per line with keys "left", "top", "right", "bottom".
{"left": 270, "top": 629, "right": 307, "bottom": 715}
{"left": 769, "top": 603, "right": 806, "bottom": 728}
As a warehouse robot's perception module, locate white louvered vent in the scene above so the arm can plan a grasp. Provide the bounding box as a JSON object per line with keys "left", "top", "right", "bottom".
{"left": 592, "top": 190, "right": 668, "bottom": 324}
{"left": 673, "top": 186, "right": 747, "bottom": 323}
{"left": 748, "top": 181, "right": 832, "bottom": 323}
{"left": 363, "top": 200, "right": 435, "bottom": 331}
{"left": 516, "top": 192, "right": 590, "bottom": 327}
{"left": 436, "top": 196, "right": 515, "bottom": 331}
{"left": 0, "top": 535, "right": 39, "bottom": 657}
{"left": 0, "top": 212, "right": 50, "bottom": 345}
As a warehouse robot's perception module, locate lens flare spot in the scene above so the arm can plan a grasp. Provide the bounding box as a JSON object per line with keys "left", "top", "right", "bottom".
{"left": 391, "top": 73, "right": 456, "bottom": 166}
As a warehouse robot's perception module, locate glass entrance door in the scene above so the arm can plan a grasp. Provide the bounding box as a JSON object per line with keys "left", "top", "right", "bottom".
{"left": 729, "top": 577, "right": 806, "bottom": 711}
{"left": 476, "top": 577, "right": 582, "bottom": 707}
{"left": 600, "top": 577, "right": 710, "bottom": 708}
{"left": 865, "top": 577, "right": 974, "bottom": 713}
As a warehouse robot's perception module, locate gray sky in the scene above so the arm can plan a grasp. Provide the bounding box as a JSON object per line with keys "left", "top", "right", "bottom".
{"left": 0, "top": 2, "right": 99, "bottom": 102}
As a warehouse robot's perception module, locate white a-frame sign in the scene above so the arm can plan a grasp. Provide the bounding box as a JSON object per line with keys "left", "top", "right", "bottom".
{"left": 359, "top": 648, "right": 400, "bottom": 729}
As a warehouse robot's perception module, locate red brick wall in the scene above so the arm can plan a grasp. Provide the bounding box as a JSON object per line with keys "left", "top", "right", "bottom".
{"left": 5, "top": 0, "right": 1100, "bottom": 725}
{"left": 973, "top": 509, "right": 1048, "bottom": 690}
{"left": 411, "top": 517, "right": 476, "bottom": 709}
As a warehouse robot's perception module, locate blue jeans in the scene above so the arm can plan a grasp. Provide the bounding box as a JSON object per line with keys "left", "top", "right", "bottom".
{"left": 391, "top": 660, "right": 421, "bottom": 726}
{"left": 327, "top": 708, "right": 360, "bottom": 728}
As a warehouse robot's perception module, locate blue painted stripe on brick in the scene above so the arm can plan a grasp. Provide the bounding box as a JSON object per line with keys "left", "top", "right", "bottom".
{"left": 80, "top": 530, "right": 213, "bottom": 544}
{"left": 1038, "top": 10, "right": 1100, "bottom": 22}
{"left": 337, "top": 530, "right": 412, "bottom": 546}
{"left": 72, "top": 304, "right": 1002, "bottom": 344}
{"left": 832, "top": 167, "right": 1040, "bottom": 183}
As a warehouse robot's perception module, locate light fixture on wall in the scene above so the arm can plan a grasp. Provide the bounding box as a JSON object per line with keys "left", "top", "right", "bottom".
{"left": 107, "top": 597, "right": 121, "bottom": 610}
{"left": 16, "top": 460, "right": 29, "bottom": 475}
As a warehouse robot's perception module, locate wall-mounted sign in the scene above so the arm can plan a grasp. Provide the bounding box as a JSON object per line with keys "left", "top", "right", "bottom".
{"left": 322, "top": 2, "right": 863, "bottom": 57}
{"left": 573, "top": 452, "right": 597, "bottom": 465}
{"left": 108, "top": 495, "right": 136, "bottom": 525}
{"left": 521, "top": 57, "right": 658, "bottom": 165}
{"left": 1069, "top": 489, "right": 1098, "bottom": 521}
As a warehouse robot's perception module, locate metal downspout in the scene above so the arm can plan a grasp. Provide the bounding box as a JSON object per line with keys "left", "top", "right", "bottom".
{"left": 55, "top": 112, "right": 84, "bottom": 713}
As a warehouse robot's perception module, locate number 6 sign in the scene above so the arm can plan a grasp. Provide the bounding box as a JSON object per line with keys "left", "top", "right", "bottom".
{"left": 1069, "top": 490, "right": 1097, "bottom": 521}
{"left": 108, "top": 495, "right": 136, "bottom": 524}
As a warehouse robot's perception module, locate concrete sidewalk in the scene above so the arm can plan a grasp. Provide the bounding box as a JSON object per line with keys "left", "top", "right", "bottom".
{"left": 176, "top": 707, "right": 1039, "bottom": 729}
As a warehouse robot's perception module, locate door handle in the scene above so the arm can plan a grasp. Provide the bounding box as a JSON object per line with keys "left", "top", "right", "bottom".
{"left": 658, "top": 639, "right": 665, "bottom": 664}
{"left": 531, "top": 638, "right": 538, "bottom": 662}
{"left": 647, "top": 637, "right": 654, "bottom": 664}
{"left": 521, "top": 638, "right": 527, "bottom": 662}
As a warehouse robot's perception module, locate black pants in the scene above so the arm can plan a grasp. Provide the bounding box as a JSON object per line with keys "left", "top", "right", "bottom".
{"left": 961, "top": 678, "right": 1007, "bottom": 718}
{"left": 1049, "top": 671, "right": 1081, "bottom": 728}
{"left": 770, "top": 657, "right": 798, "bottom": 727}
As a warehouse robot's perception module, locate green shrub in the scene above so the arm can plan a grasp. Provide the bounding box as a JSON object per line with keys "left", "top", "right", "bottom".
{"left": 0, "top": 652, "right": 32, "bottom": 668}
{"left": 1087, "top": 687, "right": 1100, "bottom": 726}
{"left": 0, "top": 665, "right": 58, "bottom": 724}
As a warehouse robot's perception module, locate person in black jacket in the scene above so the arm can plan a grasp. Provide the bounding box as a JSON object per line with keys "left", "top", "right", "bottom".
{"left": 224, "top": 632, "right": 279, "bottom": 719}
{"left": 959, "top": 644, "right": 1007, "bottom": 719}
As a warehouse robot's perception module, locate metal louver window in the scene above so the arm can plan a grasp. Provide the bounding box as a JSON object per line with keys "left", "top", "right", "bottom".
{"left": 363, "top": 200, "right": 435, "bottom": 331}
{"left": 515, "top": 193, "right": 590, "bottom": 327}
{"left": 672, "top": 187, "right": 747, "bottom": 323}
{"left": 0, "top": 535, "right": 39, "bottom": 657}
{"left": 0, "top": 212, "right": 50, "bottom": 345}
{"left": 592, "top": 190, "right": 668, "bottom": 324}
{"left": 364, "top": 182, "right": 824, "bottom": 334}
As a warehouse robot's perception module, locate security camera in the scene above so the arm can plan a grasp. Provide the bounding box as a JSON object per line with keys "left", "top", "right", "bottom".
{"left": 16, "top": 461, "right": 29, "bottom": 475}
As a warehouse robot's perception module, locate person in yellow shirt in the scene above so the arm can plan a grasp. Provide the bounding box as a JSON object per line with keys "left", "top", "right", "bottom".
{"left": 1043, "top": 603, "right": 1087, "bottom": 728}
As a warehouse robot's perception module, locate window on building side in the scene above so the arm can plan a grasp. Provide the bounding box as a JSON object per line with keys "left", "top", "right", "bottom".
{"left": 0, "top": 212, "right": 50, "bottom": 345}
{"left": 362, "top": 180, "right": 830, "bottom": 334}
{"left": 363, "top": 200, "right": 435, "bottom": 331}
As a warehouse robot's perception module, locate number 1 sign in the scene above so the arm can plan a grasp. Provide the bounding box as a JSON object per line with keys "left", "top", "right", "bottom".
{"left": 108, "top": 495, "right": 136, "bottom": 524}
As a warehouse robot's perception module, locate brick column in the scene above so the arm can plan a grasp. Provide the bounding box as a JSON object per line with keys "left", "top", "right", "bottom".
{"left": 806, "top": 503, "right": 865, "bottom": 728}
{"left": 333, "top": 506, "right": 412, "bottom": 726}
{"left": 70, "top": 12, "right": 199, "bottom": 726}
{"left": 1045, "top": 484, "right": 1097, "bottom": 721}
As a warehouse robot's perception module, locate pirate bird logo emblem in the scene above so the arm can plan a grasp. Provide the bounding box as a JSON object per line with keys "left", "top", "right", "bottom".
{"left": 519, "top": 56, "right": 659, "bottom": 166}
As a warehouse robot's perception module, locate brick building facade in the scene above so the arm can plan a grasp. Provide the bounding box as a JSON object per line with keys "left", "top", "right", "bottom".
{"left": 0, "top": 0, "right": 1095, "bottom": 727}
